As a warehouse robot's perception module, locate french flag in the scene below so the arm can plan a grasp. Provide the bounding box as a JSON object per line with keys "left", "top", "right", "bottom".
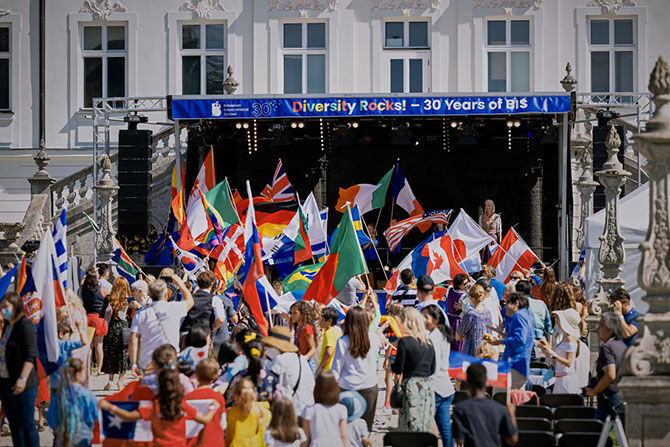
{"left": 391, "top": 162, "right": 425, "bottom": 220}
{"left": 448, "top": 351, "right": 511, "bottom": 388}
{"left": 487, "top": 228, "right": 539, "bottom": 283}
{"left": 241, "top": 180, "right": 269, "bottom": 336}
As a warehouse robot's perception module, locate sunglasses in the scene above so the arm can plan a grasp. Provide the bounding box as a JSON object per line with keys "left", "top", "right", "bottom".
{"left": 510, "top": 276, "right": 522, "bottom": 280}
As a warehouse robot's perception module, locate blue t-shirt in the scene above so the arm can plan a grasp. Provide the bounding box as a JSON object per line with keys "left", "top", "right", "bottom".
{"left": 46, "top": 384, "right": 98, "bottom": 445}
{"left": 502, "top": 308, "right": 534, "bottom": 378}
{"left": 50, "top": 340, "right": 83, "bottom": 388}
{"left": 623, "top": 308, "right": 642, "bottom": 347}
{"left": 490, "top": 278, "right": 506, "bottom": 303}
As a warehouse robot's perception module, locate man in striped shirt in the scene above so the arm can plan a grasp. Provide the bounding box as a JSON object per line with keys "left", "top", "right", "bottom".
{"left": 390, "top": 268, "right": 418, "bottom": 307}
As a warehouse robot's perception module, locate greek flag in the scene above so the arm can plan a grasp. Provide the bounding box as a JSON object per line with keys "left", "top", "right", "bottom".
{"left": 52, "top": 208, "right": 67, "bottom": 289}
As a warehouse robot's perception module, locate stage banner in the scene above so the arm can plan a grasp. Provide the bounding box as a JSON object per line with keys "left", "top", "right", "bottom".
{"left": 169, "top": 95, "right": 571, "bottom": 120}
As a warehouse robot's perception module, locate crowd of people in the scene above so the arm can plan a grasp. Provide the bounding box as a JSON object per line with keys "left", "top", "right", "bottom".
{"left": 0, "top": 218, "right": 644, "bottom": 447}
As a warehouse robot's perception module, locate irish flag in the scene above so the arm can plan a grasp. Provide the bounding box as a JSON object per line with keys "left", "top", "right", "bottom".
{"left": 303, "top": 207, "right": 368, "bottom": 305}
{"left": 335, "top": 167, "right": 394, "bottom": 214}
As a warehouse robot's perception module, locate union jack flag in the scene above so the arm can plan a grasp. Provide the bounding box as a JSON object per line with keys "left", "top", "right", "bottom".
{"left": 261, "top": 159, "right": 296, "bottom": 203}
{"left": 383, "top": 210, "right": 452, "bottom": 251}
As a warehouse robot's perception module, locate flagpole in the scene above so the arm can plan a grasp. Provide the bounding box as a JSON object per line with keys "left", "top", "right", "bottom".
{"left": 359, "top": 212, "right": 388, "bottom": 282}
{"left": 265, "top": 289, "right": 274, "bottom": 328}
{"left": 345, "top": 203, "right": 373, "bottom": 291}
{"left": 225, "top": 176, "right": 243, "bottom": 226}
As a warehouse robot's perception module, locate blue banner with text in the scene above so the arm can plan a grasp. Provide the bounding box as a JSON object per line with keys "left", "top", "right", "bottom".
{"left": 170, "top": 95, "right": 571, "bottom": 120}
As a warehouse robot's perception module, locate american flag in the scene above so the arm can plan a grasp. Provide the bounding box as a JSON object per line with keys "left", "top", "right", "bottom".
{"left": 261, "top": 159, "right": 296, "bottom": 202}
{"left": 384, "top": 210, "right": 452, "bottom": 251}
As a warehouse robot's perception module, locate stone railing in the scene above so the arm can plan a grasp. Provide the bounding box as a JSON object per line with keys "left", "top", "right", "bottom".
{"left": 6, "top": 126, "right": 186, "bottom": 261}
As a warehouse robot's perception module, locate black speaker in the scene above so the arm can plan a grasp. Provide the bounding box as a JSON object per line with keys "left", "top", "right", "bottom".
{"left": 118, "top": 129, "right": 152, "bottom": 238}
{"left": 592, "top": 124, "right": 626, "bottom": 212}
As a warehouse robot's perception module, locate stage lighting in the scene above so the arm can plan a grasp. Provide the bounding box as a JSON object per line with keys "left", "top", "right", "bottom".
{"left": 298, "top": 122, "right": 305, "bottom": 128}
{"left": 506, "top": 119, "right": 514, "bottom": 128}
{"left": 450, "top": 121, "right": 458, "bottom": 128}
{"left": 352, "top": 121, "right": 359, "bottom": 128}
{"left": 235, "top": 123, "right": 242, "bottom": 129}
{"left": 243, "top": 122, "right": 249, "bottom": 129}
{"left": 514, "top": 119, "right": 521, "bottom": 127}
{"left": 291, "top": 122, "right": 297, "bottom": 128}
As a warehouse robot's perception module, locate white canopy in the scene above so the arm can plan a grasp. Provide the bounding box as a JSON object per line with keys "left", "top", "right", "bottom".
{"left": 584, "top": 182, "right": 649, "bottom": 313}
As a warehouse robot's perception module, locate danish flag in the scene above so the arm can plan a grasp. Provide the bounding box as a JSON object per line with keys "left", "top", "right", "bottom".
{"left": 261, "top": 159, "right": 296, "bottom": 203}
{"left": 487, "top": 228, "right": 539, "bottom": 284}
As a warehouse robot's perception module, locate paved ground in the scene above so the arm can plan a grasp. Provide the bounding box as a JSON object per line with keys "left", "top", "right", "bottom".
{"left": 0, "top": 371, "right": 398, "bottom": 446}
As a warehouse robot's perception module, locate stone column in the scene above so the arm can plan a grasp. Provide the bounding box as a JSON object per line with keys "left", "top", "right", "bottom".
{"left": 588, "top": 125, "right": 630, "bottom": 315}
{"left": 94, "top": 154, "right": 119, "bottom": 264}
{"left": 619, "top": 56, "right": 670, "bottom": 447}
{"left": 573, "top": 135, "right": 598, "bottom": 252}
{"left": 28, "top": 148, "right": 55, "bottom": 224}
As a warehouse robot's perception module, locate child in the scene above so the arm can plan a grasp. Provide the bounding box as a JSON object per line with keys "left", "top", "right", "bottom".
{"left": 339, "top": 391, "right": 372, "bottom": 447}
{"left": 226, "top": 378, "right": 271, "bottom": 447}
{"left": 301, "top": 371, "right": 350, "bottom": 447}
{"left": 142, "top": 344, "right": 196, "bottom": 395}
{"left": 51, "top": 320, "right": 89, "bottom": 388}
{"left": 47, "top": 358, "right": 99, "bottom": 447}
{"left": 381, "top": 302, "right": 403, "bottom": 411}
{"left": 99, "top": 368, "right": 219, "bottom": 446}
{"left": 264, "top": 398, "right": 306, "bottom": 447}
{"left": 317, "top": 307, "right": 342, "bottom": 374}
{"left": 289, "top": 301, "right": 317, "bottom": 371}
{"left": 178, "top": 324, "right": 211, "bottom": 376}
{"left": 185, "top": 359, "right": 227, "bottom": 447}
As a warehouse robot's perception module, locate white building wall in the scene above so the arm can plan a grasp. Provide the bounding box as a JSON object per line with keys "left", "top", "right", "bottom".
{"left": 0, "top": 0, "right": 669, "bottom": 222}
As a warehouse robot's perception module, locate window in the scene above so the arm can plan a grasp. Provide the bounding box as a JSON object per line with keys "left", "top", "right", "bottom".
{"left": 180, "top": 23, "right": 226, "bottom": 95}
{"left": 485, "top": 19, "right": 531, "bottom": 92}
{"left": 588, "top": 18, "right": 635, "bottom": 93}
{"left": 81, "top": 25, "right": 126, "bottom": 108}
{"left": 0, "top": 26, "right": 9, "bottom": 110}
{"left": 383, "top": 20, "right": 430, "bottom": 93}
{"left": 282, "top": 22, "right": 326, "bottom": 94}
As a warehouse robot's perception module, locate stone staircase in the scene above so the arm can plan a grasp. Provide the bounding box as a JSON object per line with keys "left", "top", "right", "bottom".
{"left": 0, "top": 126, "right": 186, "bottom": 267}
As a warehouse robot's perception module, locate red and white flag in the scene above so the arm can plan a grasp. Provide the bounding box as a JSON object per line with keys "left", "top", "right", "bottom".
{"left": 384, "top": 210, "right": 451, "bottom": 251}
{"left": 211, "top": 223, "right": 245, "bottom": 283}
{"left": 187, "top": 147, "right": 216, "bottom": 209}
{"left": 487, "top": 228, "right": 539, "bottom": 283}
{"left": 448, "top": 209, "right": 494, "bottom": 269}
{"left": 421, "top": 234, "right": 468, "bottom": 284}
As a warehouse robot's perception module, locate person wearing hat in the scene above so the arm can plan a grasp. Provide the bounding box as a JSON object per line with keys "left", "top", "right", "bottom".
{"left": 537, "top": 308, "right": 582, "bottom": 394}
{"left": 265, "top": 326, "right": 315, "bottom": 416}
{"left": 415, "top": 275, "right": 450, "bottom": 324}
{"left": 339, "top": 391, "right": 372, "bottom": 447}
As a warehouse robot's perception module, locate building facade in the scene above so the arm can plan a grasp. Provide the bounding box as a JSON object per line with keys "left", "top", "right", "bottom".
{"left": 0, "top": 0, "right": 667, "bottom": 221}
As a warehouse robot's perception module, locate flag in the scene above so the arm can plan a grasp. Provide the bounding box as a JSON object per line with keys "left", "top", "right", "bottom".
{"left": 171, "top": 160, "right": 186, "bottom": 199}
{"left": 384, "top": 233, "right": 466, "bottom": 293}
{"left": 261, "top": 159, "right": 296, "bottom": 203}
{"left": 112, "top": 239, "right": 139, "bottom": 283}
{"left": 449, "top": 209, "right": 495, "bottom": 272}
{"left": 263, "top": 204, "right": 312, "bottom": 267}
{"left": 303, "top": 193, "right": 328, "bottom": 258}
{"left": 383, "top": 210, "right": 452, "bottom": 251}
{"left": 52, "top": 208, "right": 68, "bottom": 289}
{"left": 187, "top": 147, "right": 216, "bottom": 209}
{"left": 282, "top": 262, "right": 324, "bottom": 301}
{"left": 185, "top": 186, "right": 212, "bottom": 242}
{"left": 171, "top": 188, "right": 187, "bottom": 226}
{"left": 211, "top": 223, "right": 245, "bottom": 285}
{"left": 170, "top": 237, "right": 208, "bottom": 280}
{"left": 320, "top": 208, "right": 328, "bottom": 232}
{"left": 326, "top": 299, "right": 350, "bottom": 323}
{"left": 0, "top": 263, "right": 18, "bottom": 298}
{"left": 303, "top": 207, "right": 368, "bottom": 305}
{"left": 294, "top": 205, "right": 312, "bottom": 263}
{"left": 487, "top": 228, "right": 539, "bottom": 283}
{"left": 335, "top": 167, "right": 394, "bottom": 214}
{"left": 83, "top": 212, "right": 100, "bottom": 233}
{"left": 448, "top": 351, "right": 511, "bottom": 388}
{"left": 241, "top": 181, "right": 269, "bottom": 336}
{"left": 31, "top": 230, "right": 65, "bottom": 375}
{"left": 256, "top": 276, "right": 279, "bottom": 314}
{"left": 390, "top": 162, "right": 425, "bottom": 219}
{"left": 330, "top": 204, "right": 372, "bottom": 248}
{"left": 205, "top": 179, "right": 241, "bottom": 227}
{"left": 144, "top": 211, "right": 177, "bottom": 266}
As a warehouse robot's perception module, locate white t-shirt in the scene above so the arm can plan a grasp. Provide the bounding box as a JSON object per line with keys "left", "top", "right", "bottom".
{"left": 271, "top": 352, "right": 315, "bottom": 416}
{"left": 300, "top": 403, "right": 347, "bottom": 447}
{"left": 130, "top": 300, "right": 189, "bottom": 369}
{"left": 264, "top": 428, "right": 306, "bottom": 447}
{"left": 348, "top": 418, "right": 370, "bottom": 447}
{"left": 331, "top": 332, "right": 380, "bottom": 391}
{"left": 429, "top": 328, "right": 455, "bottom": 398}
